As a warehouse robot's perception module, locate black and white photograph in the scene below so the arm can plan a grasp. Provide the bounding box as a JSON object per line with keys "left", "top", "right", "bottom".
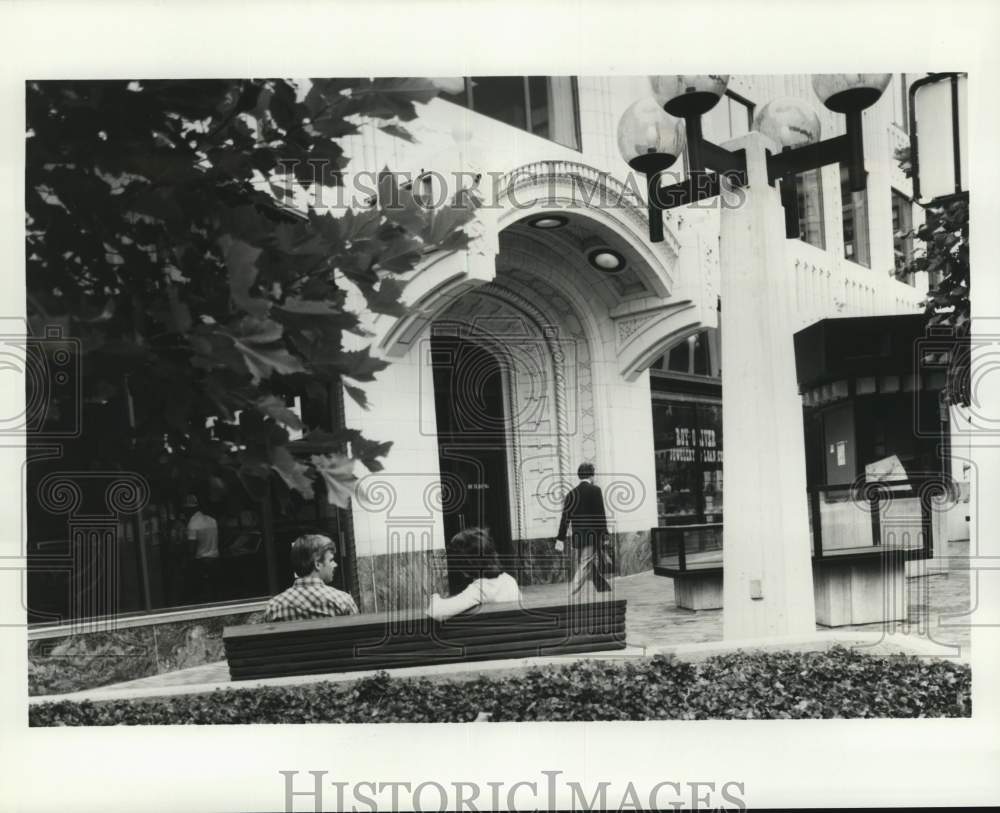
{"left": 2, "top": 1, "right": 999, "bottom": 811}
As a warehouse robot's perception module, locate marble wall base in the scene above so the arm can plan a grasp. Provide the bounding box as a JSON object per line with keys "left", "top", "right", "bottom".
{"left": 513, "top": 529, "right": 652, "bottom": 586}
{"left": 515, "top": 537, "right": 570, "bottom": 585}
{"left": 611, "top": 529, "right": 653, "bottom": 576}
{"left": 28, "top": 608, "right": 265, "bottom": 696}
{"left": 355, "top": 548, "right": 449, "bottom": 615}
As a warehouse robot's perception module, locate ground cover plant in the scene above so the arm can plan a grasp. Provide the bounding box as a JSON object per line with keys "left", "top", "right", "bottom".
{"left": 30, "top": 646, "right": 970, "bottom": 725}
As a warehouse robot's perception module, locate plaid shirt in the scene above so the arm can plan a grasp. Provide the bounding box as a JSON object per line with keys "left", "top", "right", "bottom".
{"left": 264, "top": 575, "right": 359, "bottom": 623}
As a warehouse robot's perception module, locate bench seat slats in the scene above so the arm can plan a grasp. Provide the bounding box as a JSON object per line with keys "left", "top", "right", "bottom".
{"left": 223, "top": 610, "right": 626, "bottom": 661}
{"left": 223, "top": 599, "right": 626, "bottom": 641}
{"left": 228, "top": 634, "right": 627, "bottom": 681}
{"left": 228, "top": 630, "right": 624, "bottom": 673}
{"left": 225, "top": 615, "right": 626, "bottom": 667}
{"left": 224, "top": 611, "right": 611, "bottom": 649}
{"left": 222, "top": 599, "right": 628, "bottom": 681}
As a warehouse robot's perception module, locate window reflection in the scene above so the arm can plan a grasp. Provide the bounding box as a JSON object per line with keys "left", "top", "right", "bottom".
{"left": 891, "top": 189, "right": 914, "bottom": 282}
{"left": 652, "top": 400, "right": 723, "bottom": 527}
{"left": 439, "top": 76, "right": 581, "bottom": 150}
{"left": 795, "top": 169, "right": 826, "bottom": 249}
{"left": 841, "top": 165, "right": 871, "bottom": 267}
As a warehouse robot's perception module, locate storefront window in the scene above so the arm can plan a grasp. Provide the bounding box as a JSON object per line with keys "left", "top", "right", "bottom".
{"left": 140, "top": 500, "right": 270, "bottom": 610}
{"left": 26, "top": 385, "right": 355, "bottom": 625}
{"left": 652, "top": 400, "right": 723, "bottom": 526}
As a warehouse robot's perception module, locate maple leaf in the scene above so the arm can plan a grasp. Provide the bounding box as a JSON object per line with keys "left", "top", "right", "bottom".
{"left": 375, "top": 233, "right": 424, "bottom": 272}
{"left": 310, "top": 452, "right": 357, "bottom": 508}
{"left": 422, "top": 202, "right": 476, "bottom": 248}
{"left": 219, "top": 234, "right": 270, "bottom": 318}
{"left": 356, "top": 277, "right": 407, "bottom": 318}
{"left": 378, "top": 123, "right": 416, "bottom": 143}
{"left": 233, "top": 342, "right": 305, "bottom": 383}
{"left": 254, "top": 394, "right": 303, "bottom": 431}
{"left": 343, "top": 383, "right": 368, "bottom": 410}
{"left": 222, "top": 318, "right": 305, "bottom": 383}
{"left": 270, "top": 446, "right": 314, "bottom": 499}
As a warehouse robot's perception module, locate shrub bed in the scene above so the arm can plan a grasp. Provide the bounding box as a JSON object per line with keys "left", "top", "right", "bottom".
{"left": 30, "top": 646, "right": 970, "bottom": 725}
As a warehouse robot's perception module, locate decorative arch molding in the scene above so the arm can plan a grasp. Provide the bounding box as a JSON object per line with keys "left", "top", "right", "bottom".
{"left": 374, "top": 160, "right": 687, "bottom": 359}
{"left": 494, "top": 235, "right": 612, "bottom": 353}
{"left": 375, "top": 243, "right": 496, "bottom": 359}
{"left": 494, "top": 161, "right": 683, "bottom": 294}
{"left": 613, "top": 301, "right": 707, "bottom": 382}
{"left": 494, "top": 269, "right": 599, "bottom": 467}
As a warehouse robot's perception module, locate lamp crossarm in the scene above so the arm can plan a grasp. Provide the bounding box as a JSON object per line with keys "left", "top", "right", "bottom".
{"left": 700, "top": 141, "right": 747, "bottom": 179}
{"left": 636, "top": 95, "right": 873, "bottom": 243}
{"left": 765, "top": 108, "right": 866, "bottom": 191}
{"left": 642, "top": 125, "right": 749, "bottom": 218}
{"left": 765, "top": 134, "right": 850, "bottom": 183}
{"left": 649, "top": 169, "right": 740, "bottom": 211}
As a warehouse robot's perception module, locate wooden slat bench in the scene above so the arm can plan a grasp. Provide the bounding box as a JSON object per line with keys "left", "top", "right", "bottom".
{"left": 223, "top": 598, "right": 627, "bottom": 680}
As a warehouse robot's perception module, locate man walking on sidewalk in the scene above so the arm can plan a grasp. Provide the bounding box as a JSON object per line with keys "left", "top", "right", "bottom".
{"left": 555, "top": 462, "right": 613, "bottom": 595}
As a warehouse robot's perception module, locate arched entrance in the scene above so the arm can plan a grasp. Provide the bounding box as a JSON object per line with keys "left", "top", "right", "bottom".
{"left": 347, "top": 161, "right": 722, "bottom": 606}
{"left": 430, "top": 327, "right": 514, "bottom": 592}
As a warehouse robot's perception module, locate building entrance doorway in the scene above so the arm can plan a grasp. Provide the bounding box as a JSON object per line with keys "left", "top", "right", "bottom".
{"left": 431, "top": 331, "right": 514, "bottom": 593}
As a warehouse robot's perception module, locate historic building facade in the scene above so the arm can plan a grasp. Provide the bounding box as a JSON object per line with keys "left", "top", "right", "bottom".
{"left": 340, "top": 74, "right": 926, "bottom": 611}
{"left": 29, "top": 75, "right": 934, "bottom": 692}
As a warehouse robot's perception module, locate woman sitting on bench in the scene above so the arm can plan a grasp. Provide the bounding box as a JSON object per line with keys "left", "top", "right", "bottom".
{"left": 428, "top": 527, "right": 521, "bottom": 621}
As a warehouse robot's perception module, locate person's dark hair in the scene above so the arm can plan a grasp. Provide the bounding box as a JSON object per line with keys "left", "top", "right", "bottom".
{"left": 289, "top": 534, "right": 337, "bottom": 578}
{"left": 577, "top": 462, "right": 595, "bottom": 480}
{"left": 447, "top": 527, "right": 502, "bottom": 580}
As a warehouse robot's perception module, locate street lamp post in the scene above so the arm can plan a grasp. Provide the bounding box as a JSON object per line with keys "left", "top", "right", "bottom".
{"left": 619, "top": 75, "right": 891, "bottom": 639}
{"left": 618, "top": 74, "right": 892, "bottom": 243}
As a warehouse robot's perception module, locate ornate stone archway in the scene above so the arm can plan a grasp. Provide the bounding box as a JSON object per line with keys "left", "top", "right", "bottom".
{"left": 368, "top": 160, "right": 718, "bottom": 376}
{"left": 345, "top": 161, "right": 722, "bottom": 590}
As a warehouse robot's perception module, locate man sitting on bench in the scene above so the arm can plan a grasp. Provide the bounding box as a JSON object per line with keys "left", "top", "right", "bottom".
{"left": 263, "top": 534, "right": 359, "bottom": 622}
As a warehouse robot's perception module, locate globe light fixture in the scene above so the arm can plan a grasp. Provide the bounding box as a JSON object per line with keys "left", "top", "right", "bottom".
{"left": 812, "top": 73, "right": 892, "bottom": 114}
{"left": 650, "top": 74, "right": 730, "bottom": 118}
{"left": 617, "top": 97, "right": 685, "bottom": 175}
{"left": 752, "top": 97, "right": 822, "bottom": 149}
{"left": 753, "top": 97, "right": 823, "bottom": 240}
{"left": 618, "top": 75, "right": 746, "bottom": 242}
{"left": 618, "top": 72, "right": 891, "bottom": 243}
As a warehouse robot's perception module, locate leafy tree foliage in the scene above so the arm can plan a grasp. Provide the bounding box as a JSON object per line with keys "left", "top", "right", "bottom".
{"left": 895, "top": 147, "right": 969, "bottom": 406}
{"left": 26, "top": 78, "right": 477, "bottom": 507}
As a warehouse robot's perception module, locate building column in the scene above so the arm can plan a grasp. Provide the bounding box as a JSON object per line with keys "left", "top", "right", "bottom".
{"left": 719, "top": 132, "right": 816, "bottom": 639}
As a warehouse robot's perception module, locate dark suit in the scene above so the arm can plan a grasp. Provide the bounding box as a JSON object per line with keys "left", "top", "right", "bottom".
{"left": 557, "top": 480, "right": 608, "bottom": 548}
{"left": 557, "top": 479, "right": 612, "bottom": 593}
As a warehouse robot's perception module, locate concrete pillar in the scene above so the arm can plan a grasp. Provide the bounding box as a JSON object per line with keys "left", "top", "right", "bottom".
{"left": 719, "top": 132, "right": 817, "bottom": 639}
